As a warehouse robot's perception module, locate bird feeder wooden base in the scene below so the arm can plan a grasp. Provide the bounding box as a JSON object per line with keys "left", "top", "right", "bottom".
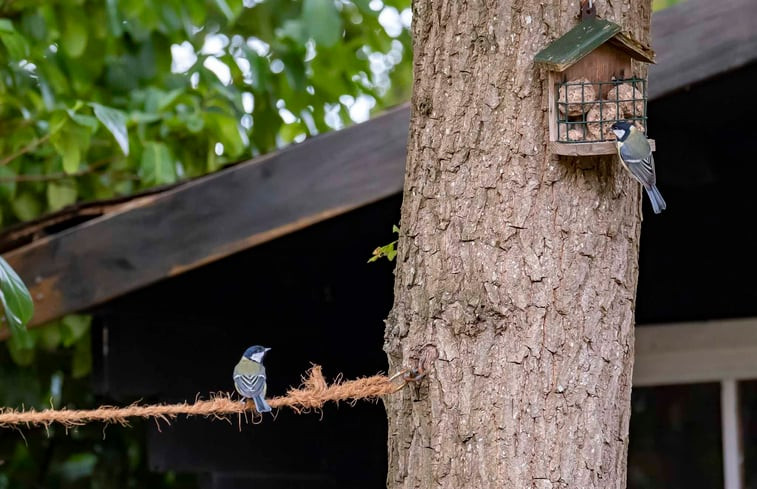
{"left": 551, "top": 139, "right": 655, "bottom": 156}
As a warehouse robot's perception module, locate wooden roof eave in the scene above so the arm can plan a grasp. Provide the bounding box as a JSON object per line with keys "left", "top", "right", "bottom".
{"left": 648, "top": 0, "right": 757, "bottom": 98}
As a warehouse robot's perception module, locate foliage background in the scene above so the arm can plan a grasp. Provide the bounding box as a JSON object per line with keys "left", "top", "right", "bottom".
{"left": 0, "top": 0, "right": 411, "bottom": 226}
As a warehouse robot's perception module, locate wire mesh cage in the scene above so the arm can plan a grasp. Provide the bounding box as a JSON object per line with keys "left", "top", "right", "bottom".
{"left": 555, "top": 77, "right": 647, "bottom": 143}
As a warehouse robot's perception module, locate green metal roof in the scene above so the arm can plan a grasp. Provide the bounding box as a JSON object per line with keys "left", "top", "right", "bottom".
{"left": 534, "top": 18, "right": 654, "bottom": 71}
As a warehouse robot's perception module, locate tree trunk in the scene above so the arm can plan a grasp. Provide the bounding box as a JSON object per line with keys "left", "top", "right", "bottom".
{"left": 384, "top": 2, "right": 652, "bottom": 488}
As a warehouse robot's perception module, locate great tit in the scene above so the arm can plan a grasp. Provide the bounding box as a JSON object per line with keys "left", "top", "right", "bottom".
{"left": 611, "top": 121, "right": 666, "bottom": 214}
{"left": 233, "top": 345, "right": 272, "bottom": 413}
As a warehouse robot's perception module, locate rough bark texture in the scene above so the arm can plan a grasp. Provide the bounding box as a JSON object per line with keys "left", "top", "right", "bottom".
{"left": 384, "top": 2, "right": 651, "bottom": 488}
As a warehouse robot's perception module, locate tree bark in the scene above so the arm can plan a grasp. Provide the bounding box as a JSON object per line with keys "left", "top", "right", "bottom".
{"left": 384, "top": 2, "right": 652, "bottom": 488}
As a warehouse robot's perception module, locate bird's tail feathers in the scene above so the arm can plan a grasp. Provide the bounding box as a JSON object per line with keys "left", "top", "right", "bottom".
{"left": 645, "top": 185, "right": 666, "bottom": 214}
{"left": 253, "top": 395, "right": 272, "bottom": 413}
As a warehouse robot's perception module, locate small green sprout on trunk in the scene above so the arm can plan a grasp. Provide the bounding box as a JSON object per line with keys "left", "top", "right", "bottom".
{"left": 368, "top": 225, "right": 400, "bottom": 263}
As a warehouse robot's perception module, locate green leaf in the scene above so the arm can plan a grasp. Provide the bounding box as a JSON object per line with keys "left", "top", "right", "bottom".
{"left": 279, "top": 123, "right": 305, "bottom": 144}
{"left": 68, "top": 112, "right": 100, "bottom": 132}
{"left": 245, "top": 50, "right": 271, "bottom": 90}
{"left": 213, "top": 0, "right": 234, "bottom": 21}
{"left": 185, "top": 113, "right": 204, "bottom": 133}
{"left": 0, "top": 22, "right": 30, "bottom": 60}
{"left": 144, "top": 87, "right": 184, "bottom": 113}
{"left": 91, "top": 103, "right": 129, "bottom": 155}
{"left": 367, "top": 240, "right": 397, "bottom": 263}
{"left": 106, "top": 0, "right": 123, "bottom": 36}
{"left": 385, "top": 244, "right": 397, "bottom": 261}
{"left": 120, "top": 0, "right": 146, "bottom": 17}
{"left": 140, "top": 141, "right": 177, "bottom": 185}
{"left": 303, "top": 0, "right": 342, "bottom": 47}
{"left": 206, "top": 112, "right": 245, "bottom": 158}
{"left": 0, "top": 19, "right": 14, "bottom": 32}
{"left": 61, "top": 314, "right": 91, "bottom": 347}
{"left": 49, "top": 111, "right": 70, "bottom": 135}
{"left": 0, "top": 166, "right": 17, "bottom": 201}
{"left": 34, "top": 321, "right": 63, "bottom": 351}
{"left": 280, "top": 20, "right": 307, "bottom": 43}
{"left": 60, "top": 8, "right": 88, "bottom": 58}
{"left": 11, "top": 192, "right": 43, "bottom": 221}
{"left": 72, "top": 332, "right": 92, "bottom": 378}
{"left": 47, "top": 179, "right": 78, "bottom": 211}
{"left": 212, "top": 0, "right": 243, "bottom": 23}
{"left": 392, "top": 224, "right": 400, "bottom": 233}
{"left": 129, "top": 111, "right": 163, "bottom": 124}
{"left": 7, "top": 328, "right": 34, "bottom": 366}
{"left": 57, "top": 453, "right": 97, "bottom": 480}
{"left": 281, "top": 51, "right": 307, "bottom": 92}
{"left": 49, "top": 117, "right": 92, "bottom": 175}
{"left": 51, "top": 131, "right": 81, "bottom": 174}
{"left": 0, "top": 256, "right": 34, "bottom": 336}
{"left": 156, "top": 88, "right": 184, "bottom": 111}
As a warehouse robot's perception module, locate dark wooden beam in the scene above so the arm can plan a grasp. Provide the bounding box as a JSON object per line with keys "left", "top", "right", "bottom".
{"left": 3, "top": 104, "right": 409, "bottom": 328}
{"left": 649, "top": 0, "right": 757, "bottom": 99}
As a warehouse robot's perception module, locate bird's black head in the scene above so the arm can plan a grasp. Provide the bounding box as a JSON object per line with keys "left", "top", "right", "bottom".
{"left": 611, "top": 120, "right": 633, "bottom": 141}
{"left": 243, "top": 345, "right": 271, "bottom": 362}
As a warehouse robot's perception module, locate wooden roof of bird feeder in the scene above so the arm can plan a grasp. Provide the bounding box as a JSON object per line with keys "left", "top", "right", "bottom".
{"left": 535, "top": 12, "right": 656, "bottom": 156}
{"left": 534, "top": 18, "right": 655, "bottom": 73}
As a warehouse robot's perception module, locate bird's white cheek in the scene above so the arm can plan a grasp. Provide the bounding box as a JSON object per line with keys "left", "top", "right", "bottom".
{"left": 612, "top": 129, "right": 625, "bottom": 139}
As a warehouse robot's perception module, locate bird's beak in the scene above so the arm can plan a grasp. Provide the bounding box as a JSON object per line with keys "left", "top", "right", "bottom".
{"left": 265, "top": 347, "right": 272, "bottom": 353}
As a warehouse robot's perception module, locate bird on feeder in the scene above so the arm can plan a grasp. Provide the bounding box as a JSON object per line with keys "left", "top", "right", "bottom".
{"left": 611, "top": 121, "right": 666, "bottom": 214}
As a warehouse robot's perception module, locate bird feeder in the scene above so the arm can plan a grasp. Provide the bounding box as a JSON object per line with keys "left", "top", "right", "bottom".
{"left": 534, "top": 3, "right": 656, "bottom": 156}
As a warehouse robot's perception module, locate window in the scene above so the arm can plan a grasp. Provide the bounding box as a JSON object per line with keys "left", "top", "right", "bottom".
{"left": 632, "top": 318, "right": 757, "bottom": 489}
{"left": 628, "top": 383, "right": 723, "bottom": 489}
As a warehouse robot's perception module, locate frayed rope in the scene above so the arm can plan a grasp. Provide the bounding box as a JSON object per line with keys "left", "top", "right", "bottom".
{"left": 0, "top": 366, "right": 399, "bottom": 429}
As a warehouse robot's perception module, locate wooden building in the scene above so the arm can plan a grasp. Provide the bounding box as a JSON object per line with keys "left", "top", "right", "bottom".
{"left": 1, "top": 0, "right": 756, "bottom": 487}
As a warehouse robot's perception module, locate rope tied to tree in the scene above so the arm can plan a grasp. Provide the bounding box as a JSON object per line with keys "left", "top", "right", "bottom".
{"left": 0, "top": 365, "right": 417, "bottom": 429}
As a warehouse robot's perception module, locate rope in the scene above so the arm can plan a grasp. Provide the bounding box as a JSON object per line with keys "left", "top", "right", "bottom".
{"left": 0, "top": 366, "right": 402, "bottom": 429}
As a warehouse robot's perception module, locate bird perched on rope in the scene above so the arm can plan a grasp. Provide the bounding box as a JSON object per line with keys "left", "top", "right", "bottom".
{"left": 611, "top": 120, "right": 666, "bottom": 214}
{"left": 233, "top": 345, "right": 272, "bottom": 413}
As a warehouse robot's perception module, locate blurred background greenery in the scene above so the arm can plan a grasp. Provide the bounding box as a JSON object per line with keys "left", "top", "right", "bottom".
{"left": 652, "top": 0, "right": 685, "bottom": 11}
{"left": 0, "top": 0, "right": 412, "bottom": 229}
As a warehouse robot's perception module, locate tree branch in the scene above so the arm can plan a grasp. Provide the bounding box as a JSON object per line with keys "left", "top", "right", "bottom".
{"left": 0, "top": 133, "right": 51, "bottom": 167}
{"left": 0, "top": 157, "right": 118, "bottom": 183}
